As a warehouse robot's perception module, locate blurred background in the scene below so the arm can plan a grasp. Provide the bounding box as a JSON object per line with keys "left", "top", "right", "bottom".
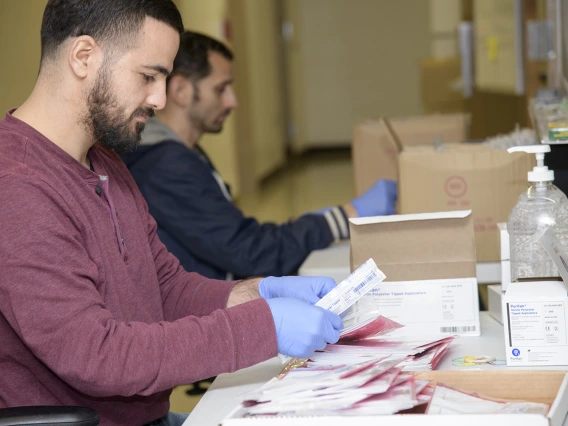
{"left": 1, "top": 0, "right": 566, "bottom": 413}
{"left": 0, "top": 1, "right": 559, "bottom": 204}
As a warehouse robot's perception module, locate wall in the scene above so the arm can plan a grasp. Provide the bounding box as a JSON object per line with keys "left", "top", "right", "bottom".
{"left": 229, "top": 0, "right": 287, "bottom": 181}
{"left": 0, "top": 0, "right": 47, "bottom": 114}
{"left": 283, "top": 0, "right": 431, "bottom": 151}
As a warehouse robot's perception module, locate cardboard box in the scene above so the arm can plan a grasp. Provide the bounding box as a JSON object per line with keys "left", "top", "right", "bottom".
{"left": 413, "top": 370, "right": 568, "bottom": 426}
{"left": 352, "top": 113, "right": 471, "bottom": 196}
{"left": 398, "top": 143, "right": 534, "bottom": 262}
{"left": 503, "top": 280, "right": 568, "bottom": 367}
{"left": 349, "top": 210, "right": 480, "bottom": 337}
{"left": 224, "top": 370, "right": 568, "bottom": 426}
{"left": 488, "top": 284, "right": 503, "bottom": 324}
{"left": 420, "top": 58, "right": 465, "bottom": 107}
{"left": 352, "top": 113, "right": 534, "bottom": 262}
{"left": 503, "top": 229, "right": 568, "bottom": 367}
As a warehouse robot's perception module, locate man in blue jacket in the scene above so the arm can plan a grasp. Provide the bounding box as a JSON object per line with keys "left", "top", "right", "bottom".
{"left": 121, "top": 31, "right": 396, "bottom": 282}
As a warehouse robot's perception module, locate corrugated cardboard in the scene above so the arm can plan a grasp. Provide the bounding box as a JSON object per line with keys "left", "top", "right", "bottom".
{"left": 415, "top": 370, "right": 568, "bottom": 426}
{"left": 388, "top": 113, "right": 471, "bottom": 148}
{"left": 224, "top": 370, "right": 568, "bottom": 426}
{"left": 352, "top": 113, "right": 471, "bottom": 197}
{"left": 398, "top": 143, "right": 535, "bottom": 262}
{"left": 416, "top": 370, "right": 566, "bottom": 405}
{"left": 420, "top": 57, "right": 468, "bottom": 114}
{"left": 349, "top": 211, "right": 479, "bottom": 336}
{"left": 349, "top": 211, "right": 476, "bottom": 281}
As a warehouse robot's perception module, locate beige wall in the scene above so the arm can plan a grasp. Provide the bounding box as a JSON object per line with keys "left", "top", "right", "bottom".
{"left": 283, "top": 0, "right": 431, "bottom": 151}
{"left": 429, "top": 0, "right": 462, "bottom": 58}
{"left": 0, "top": 0, "right": 47, "bottom": 114}
{"left": 229, "top": 0, "right": 287, "bottom": 181}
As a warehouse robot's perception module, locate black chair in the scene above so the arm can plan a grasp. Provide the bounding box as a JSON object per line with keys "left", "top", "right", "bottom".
{"left": 0, "top": 406, "right": 99, "bottom": 426}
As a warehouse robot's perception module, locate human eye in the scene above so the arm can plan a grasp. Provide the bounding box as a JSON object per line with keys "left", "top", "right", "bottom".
{"left": 142, "top": 74, "right": 156, "bottom": 83}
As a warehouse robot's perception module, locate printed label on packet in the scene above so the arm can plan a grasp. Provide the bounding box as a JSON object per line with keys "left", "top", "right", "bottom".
{"left": 316, "top": 258, "right": 386, "bottom": 315}
{"left": 278, "top": 258, "right": 386, "bottom": 365}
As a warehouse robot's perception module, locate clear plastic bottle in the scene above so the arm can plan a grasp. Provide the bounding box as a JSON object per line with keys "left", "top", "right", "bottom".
{"left": 507, "top": 145, "right": 568, "bottom": 281}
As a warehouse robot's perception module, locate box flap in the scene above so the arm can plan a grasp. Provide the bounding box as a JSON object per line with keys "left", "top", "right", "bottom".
{"left": 349, "top": 210, "right": 476, "bottom": 281}
{"left": 415, "top": 370, "right": 566, "bottom": 404}
{"left": 350, "top": 210, "right": 471, "bottom": 226}
{"left": 387, "top": 113, "right": 471, "bottom": 148}
{"left": 352, "top": 118, "right": 401, "bottom": 195}
{"left": 504, "top": 281, "right": 566, "bottom": 299}
{"left": 352, "top": 113, "right": 471, "bottom": 197}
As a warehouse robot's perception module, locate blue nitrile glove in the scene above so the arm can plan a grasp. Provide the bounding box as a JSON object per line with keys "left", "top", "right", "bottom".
{"left": 351, "top": 179, "right": 397, "bottom": 217}
{"left": 259, "top": 276, "right": 336, "bottom": 305}
{"left": 266, "top": 297, "right": 343, "bottom": 358}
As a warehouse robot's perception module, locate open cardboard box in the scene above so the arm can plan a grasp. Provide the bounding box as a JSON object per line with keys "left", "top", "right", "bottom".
{"left": 222, "top": 370, "right": 568, "bottom": 426}
{"left": 352, "top": 113, "right": 534, "bottom": 262}
{"left": 349, "top": 210, "right": 480, "bottom": 337}
{"left": 398, "top": 142, "right": 534, "bottom": 262}
{"left": 410, "top": 370, "right": 568, "bottom": 426}
{"left": 352, "top": 113, "right": 470, "bottom": 196}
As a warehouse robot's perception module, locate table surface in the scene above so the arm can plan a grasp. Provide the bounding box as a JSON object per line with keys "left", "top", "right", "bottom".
{"left": 184, "top": 312, "right": 566, "bottom": 426}
{"left": 298, "top": 241, "right": 502, "bottom": 285}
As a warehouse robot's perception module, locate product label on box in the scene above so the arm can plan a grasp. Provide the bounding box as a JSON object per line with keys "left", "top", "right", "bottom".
{"left": 507, "top": 302, "right": 567, "bottom": 347}
{"left": 364, "top": 278, "right": 480, "bottom": 336}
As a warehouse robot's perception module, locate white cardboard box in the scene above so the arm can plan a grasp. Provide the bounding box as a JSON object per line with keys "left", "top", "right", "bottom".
{"left": 488, "top": 284, "right": 503, "bottom": 324}
{"left": 498, "top": 223, "right": 511, "bottom": 291}
{"left": 223, "top": 370, "right": 568, "bottom": 426}
{"left": 503, "top": 229, "right": 568, "bottom": 367}
{"left": 502, "top": 280, "right": 568, "bottom": 367}
{"left": 501, "top": 260, "right": 512, "bottom": 292}
{"left": 349, "top": 210, "right": 480, "bottom": 337}
{"left": 498, "top": 222, "right": 510, "bottom": 261}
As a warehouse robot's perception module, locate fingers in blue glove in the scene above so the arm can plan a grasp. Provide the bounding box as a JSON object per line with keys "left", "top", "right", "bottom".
{"left": 266, "top": 298, "right": 343, "bottom": 358}
{"left": 259, "top": 276, "right": 337, "bottom": 305}
{"left": 351, "top": 178, "right": 398, "bottom": 217}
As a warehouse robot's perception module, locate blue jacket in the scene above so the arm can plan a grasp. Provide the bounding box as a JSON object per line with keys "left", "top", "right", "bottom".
{"left": 120, "top": 118, "right": 349, "bottom": 280}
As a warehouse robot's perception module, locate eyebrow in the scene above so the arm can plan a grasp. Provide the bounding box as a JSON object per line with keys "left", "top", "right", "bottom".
{"left": 141, "top": 65, "right": 171, "bottom": 76}
{"left": 215, "top": 78, "right": 234, "bottom": 87}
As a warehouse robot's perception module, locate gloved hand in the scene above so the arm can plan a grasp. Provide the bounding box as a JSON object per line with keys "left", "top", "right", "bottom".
{"left": 266, "top": 297, "right": 343, "bottom": 358}
{"left": 351, "top": 179, "right": 397, "bottom": 217}
{"left": 259, "top": 276, "right": 336, "bottom": 305}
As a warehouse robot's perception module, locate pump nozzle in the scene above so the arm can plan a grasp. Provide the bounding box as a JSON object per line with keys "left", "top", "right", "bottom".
{"left": 507, "top": 145, "right": 553, "bottom": 182}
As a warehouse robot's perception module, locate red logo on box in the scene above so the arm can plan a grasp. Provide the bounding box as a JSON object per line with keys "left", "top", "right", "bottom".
{"left": 444, "top": 176, "right": 467, "bottom": 199}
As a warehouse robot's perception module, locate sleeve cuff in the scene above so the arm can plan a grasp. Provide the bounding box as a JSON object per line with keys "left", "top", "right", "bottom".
{"left": 323, "top": 206, "right": 350, "bottom": 241}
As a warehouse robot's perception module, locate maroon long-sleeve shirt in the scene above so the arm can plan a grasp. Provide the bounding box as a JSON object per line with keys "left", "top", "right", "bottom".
{"left": 0, "top": 111, "right": 278, "bottom": 425}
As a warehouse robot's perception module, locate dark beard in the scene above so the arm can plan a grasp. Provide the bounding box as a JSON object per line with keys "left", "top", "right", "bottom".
{"left": 86, "top": 71, "right": 154, "bottom": 154}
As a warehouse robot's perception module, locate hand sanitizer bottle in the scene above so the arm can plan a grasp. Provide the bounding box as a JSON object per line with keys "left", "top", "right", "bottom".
{"left": 507, "top": 145, "right": 568, "bottom": 281}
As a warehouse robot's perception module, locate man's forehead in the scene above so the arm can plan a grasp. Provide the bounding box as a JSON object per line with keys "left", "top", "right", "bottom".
{"left": 126, "top": 19, "right": 179, "bottom": 70}
{"left": 208, "top": 52, "right": 233, "bottom": 77}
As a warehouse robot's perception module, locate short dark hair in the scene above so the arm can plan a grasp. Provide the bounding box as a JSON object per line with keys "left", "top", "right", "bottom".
{"left": 169, "top": 31, "right": 233, "bottom": 85}
{"left": 40, "top": 0, "right": 184, "bottom": 64}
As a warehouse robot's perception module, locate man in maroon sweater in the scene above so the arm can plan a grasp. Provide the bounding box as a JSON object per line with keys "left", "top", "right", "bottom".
{"left": 0, "top": 1, "right": 343, "bottom": 425}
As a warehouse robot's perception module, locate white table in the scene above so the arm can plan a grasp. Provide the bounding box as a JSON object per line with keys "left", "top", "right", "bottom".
{"left": 298, "top": 241, "right": 502, "bottom": 285}
{"left": 183, "top": 312, "right": 566, "bottom": 426}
